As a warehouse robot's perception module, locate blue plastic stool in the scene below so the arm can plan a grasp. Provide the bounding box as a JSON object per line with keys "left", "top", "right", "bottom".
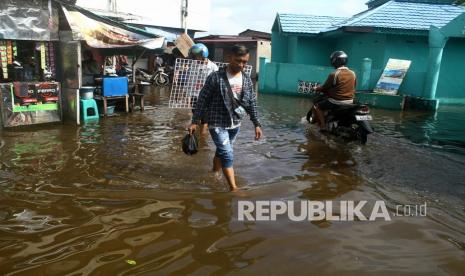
{"left": 80, "top": 99, "right": 99, "bottom": 121}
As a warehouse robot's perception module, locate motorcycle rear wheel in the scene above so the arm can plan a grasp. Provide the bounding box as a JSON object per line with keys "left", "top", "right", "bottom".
{"left": 155, "top": 74, "right": 169, "bottom": 86}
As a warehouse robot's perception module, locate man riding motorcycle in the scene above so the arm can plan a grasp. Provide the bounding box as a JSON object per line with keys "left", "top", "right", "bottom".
{"left": 312, "top": 51, "right": 357, "bottom": 130}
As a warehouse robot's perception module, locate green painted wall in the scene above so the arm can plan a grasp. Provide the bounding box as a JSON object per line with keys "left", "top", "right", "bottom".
{"left": 295, "top": 37, "right": 333, "bottom": 66}
{"left": 436, "top": 37, "right": 465, "bottom": 99}
{"left": 334, "top": 33, "right": 429, "bottom": 97}
{"left": 271, "top": 31, "right": 288, "bottom": 63}
{"left": 261, "top": 62, "right": 361, "bottom": 95}
{"left": 271, "top": 33, "right": 338, "bottom": 66}
{"left": 266, "top": 31, "right": 465, "bottom": 103}
{"left": 383, "top": 35, "right": 429, "bottom": 71}
{"left": 287, "top": 36, "right": 298, "bottom": 63}
{"left": 336, "top": 33, "right": 387, "bottom": 70}
{"left": 382, "top": 35, "right": 429, "bottom": 97}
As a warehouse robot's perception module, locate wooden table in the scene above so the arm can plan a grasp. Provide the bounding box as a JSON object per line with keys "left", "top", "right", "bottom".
{"left": 93, "top": 94, "right": 129, "bottom": 116}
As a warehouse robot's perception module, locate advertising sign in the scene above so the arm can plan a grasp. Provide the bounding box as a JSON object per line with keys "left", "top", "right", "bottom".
{"left": 374, "top": 58, "right": 411, "bottom": 95}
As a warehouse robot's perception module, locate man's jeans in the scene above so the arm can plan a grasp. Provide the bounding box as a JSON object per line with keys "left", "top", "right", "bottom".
{"left": 209, "top": 127, "right": 240, "bottom": 168}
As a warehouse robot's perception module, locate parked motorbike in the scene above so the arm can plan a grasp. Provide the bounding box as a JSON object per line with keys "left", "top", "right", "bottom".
{"left": 306, "top": 93, "right": 374, "bottom": 144}
{"left": 153, "top": 67, "right": 170, "bottom": 86}
{"left": 133, "top": 67, "right": 170, "bottom": 86}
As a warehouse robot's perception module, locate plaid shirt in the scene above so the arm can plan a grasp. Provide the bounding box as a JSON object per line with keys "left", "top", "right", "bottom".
{"left": 192, "top": 68, "right": 261, "bottom": 128}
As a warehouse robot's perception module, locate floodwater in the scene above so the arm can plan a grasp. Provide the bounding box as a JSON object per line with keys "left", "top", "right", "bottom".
{"left": 0, "top": 87, "right": 464, "bottom": 275}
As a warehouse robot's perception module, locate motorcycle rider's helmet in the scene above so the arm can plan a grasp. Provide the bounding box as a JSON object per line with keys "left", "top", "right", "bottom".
{"left": 330, "top": 50, "right": 348, "bottom": 68}
{"left": 189, "top": 43, "right": 209, "bottom": 59}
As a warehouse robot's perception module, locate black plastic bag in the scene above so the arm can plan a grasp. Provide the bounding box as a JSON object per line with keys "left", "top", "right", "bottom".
{"left": 182, "top": 134, "right": 198, "bottom": 155}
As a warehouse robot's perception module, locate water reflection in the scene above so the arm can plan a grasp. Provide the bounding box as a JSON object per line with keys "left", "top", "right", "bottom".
{"left": 372, "top": 105, "right": 465, "bottom": 154}
{"left": 78, "top": 121, "right": 101, "bottom": 144}
{"left": 0, "top": 90, "right": 464, "bottom": 274}
{"left": 298, "top": 138, "right": 360, "bottom": 200}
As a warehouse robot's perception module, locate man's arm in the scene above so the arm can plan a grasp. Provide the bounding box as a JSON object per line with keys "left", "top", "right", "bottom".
{"left": 315, "top": 73, "right": 335, "bottom": 93}
{"left": 245, "top": 79, "right": 261, "bottom": 128}
{"left": 354, "top": 73, "right": 357, "bottom": 89}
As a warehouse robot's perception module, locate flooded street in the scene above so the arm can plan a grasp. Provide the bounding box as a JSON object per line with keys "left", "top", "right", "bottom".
{"left": 0, "top": 87, "right": 464, "bottom": 274}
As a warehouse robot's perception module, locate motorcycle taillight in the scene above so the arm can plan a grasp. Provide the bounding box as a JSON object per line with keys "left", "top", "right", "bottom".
{"left": 357, "top": 106, "right": 370, "bottom": 114}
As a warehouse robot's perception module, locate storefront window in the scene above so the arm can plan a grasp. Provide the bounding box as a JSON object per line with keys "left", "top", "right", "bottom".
{"left": 0, "top": 40, "right": 56, "bottom": 83}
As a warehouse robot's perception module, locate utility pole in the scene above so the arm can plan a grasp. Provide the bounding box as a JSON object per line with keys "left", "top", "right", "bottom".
{"left": 108, "top": 0, "right": 117, "bottom": 13}
{"left": 181, "top": 0, "right": 188, "bottom": 34}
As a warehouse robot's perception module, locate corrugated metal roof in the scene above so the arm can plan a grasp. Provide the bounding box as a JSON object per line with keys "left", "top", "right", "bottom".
{"left": 367, "top": 0, "right": 456, "bottom": 5}
{"left": 276, "top": 1, "right": 465, "bottom": 35}
{"left": 340, "top": 1, "right": 465, "bottom": 30}
{"left": 277, "top": 13, "right": 347, "bottom": 34}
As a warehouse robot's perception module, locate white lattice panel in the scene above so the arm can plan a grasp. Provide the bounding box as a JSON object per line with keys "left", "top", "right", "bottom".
{"left": 169, "top": 58, "right": 252, "bottom": 109}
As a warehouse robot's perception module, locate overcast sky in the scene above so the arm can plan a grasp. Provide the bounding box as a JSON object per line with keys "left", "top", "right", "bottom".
{"left": 209, "top": 0, "right": 368, "bottom": 34}
{"left": 76, "top": 0, "right": 369, "bottom": 35}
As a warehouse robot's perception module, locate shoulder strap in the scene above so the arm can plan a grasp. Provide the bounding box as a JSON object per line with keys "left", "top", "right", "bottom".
{"left": 220, "top": 70, "right": 241, "bottom": 109}
{"left": 239, "top": 71, "right": 247, "bottom": 102}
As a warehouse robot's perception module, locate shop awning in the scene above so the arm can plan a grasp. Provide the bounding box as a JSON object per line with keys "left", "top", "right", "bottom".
{"left": 57, "top": 0, "right": 165, "bottom": 49}
{"left": 144, "top": 27, "right": 181, "bottom": 42}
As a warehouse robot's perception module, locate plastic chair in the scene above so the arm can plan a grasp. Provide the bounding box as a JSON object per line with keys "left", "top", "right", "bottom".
{"left": 80, "top": 99, "right": 99, "bottom": 121}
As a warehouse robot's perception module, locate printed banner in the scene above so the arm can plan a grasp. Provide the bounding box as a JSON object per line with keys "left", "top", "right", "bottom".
{"left": 12, "top": 41, "right": 17, "bottom": 57}
{"left": 6, "top": 41, "right": 13, "bottom": 65}
{"left": 374, "top": 58, "right": 411, "bottom": 95}
{"left": 0, "top": 82, "right": 61, "bottom": 127}
{"left": 40, "top": 42, "right": 46, "bottom": 70}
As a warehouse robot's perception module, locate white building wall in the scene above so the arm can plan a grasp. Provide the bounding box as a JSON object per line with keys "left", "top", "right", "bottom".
{"left": 256, "top": 40, "right": 272, "bottom": 74}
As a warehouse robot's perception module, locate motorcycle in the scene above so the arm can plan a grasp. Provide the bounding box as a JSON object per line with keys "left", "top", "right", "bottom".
{"left": 133, "top": 67, "right": 170, "bottom": 86}
{"left": 306, "top": 93, "right": 374, "bottom": 144}
{"left": 152, "top": 66, "right": 170, "bottom": 86}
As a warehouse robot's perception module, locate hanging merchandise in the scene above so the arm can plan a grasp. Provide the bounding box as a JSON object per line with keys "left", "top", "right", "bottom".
{"left": 45, "top": 42, "right": 49, "bottom": 69}
{"left": 0, "top": 41, "right": 8, "bottom": 79}
{"left": 12, "top": 41, "right": 17, "bottom": 57}
{"left": 47, "top": 42, "right": 56, "bottom": 77}
{"left": 6, "top": 41, "right": 13, "bottom": 65}
{"left": 40, "top": 42, "right": 46, "bottom": 70}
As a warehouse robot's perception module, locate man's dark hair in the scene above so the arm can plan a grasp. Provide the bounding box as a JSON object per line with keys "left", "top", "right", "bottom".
{"left": 231, "top": 45, "right": 249, "bottom": 56}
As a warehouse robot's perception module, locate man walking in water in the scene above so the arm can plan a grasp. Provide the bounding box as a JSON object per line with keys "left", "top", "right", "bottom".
{"left": 188, "top": 45, "right": 262, "bottom": 191}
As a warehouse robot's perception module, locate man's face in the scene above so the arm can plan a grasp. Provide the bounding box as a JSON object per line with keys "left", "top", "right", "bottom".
{"left": 228, "top": 53, "right": 249, "bottom": 74}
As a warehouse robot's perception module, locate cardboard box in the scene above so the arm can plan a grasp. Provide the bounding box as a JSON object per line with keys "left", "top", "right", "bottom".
{"left": 174, "top": 33, "right": 194, "bottom": 58}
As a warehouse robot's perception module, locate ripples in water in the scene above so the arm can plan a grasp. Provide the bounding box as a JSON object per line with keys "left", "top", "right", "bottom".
{"left": 0, "top": 90, "right": 464, "bottom": 274}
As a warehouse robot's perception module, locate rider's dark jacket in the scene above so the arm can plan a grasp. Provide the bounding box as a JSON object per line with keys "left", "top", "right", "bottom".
{"left": 319, "top": 67, "right": 356, "bottom": 101}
